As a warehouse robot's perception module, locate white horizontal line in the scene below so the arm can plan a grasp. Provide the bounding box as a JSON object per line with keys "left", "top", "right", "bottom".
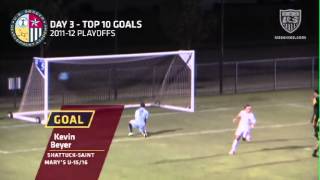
{"left": 0, "top": 124, "right": 35, "bottom": 129}
{"left": 1, "top": 102, "right": 307, "bottom": 129}
{"left": 0, "top": 122, "right": 309, "bottom": 154}
{"left": 113, "top": 122, "right": 308, "bottom": 143}
{"left": 0, "top": 147, "right": 44, "bottom": 154}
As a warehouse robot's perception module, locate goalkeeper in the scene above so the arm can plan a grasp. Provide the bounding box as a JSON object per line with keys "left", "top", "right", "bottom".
{"left": 128, "top": 102, "right": 150, "bottom": 138}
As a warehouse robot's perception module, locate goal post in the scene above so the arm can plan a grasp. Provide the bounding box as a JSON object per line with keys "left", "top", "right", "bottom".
{"left": 12, "top": 50, "right": 195, "bottom": 124}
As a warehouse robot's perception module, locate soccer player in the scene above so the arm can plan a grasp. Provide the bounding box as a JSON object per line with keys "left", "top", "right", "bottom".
{"left": 229, "top": 104, "right": 256, "bottom": 155}
{"left": 311, "top": 90, "right": 319, "bottom": 157}
{"left": 128, "top": 102, "right": 150, "bottom": 138}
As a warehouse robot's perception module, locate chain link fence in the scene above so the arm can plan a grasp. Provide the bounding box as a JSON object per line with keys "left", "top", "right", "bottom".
{"left": 197, "top": 56, "right": 318, "bottom": 95}
{"left": 0, "top": 56, "right": 318, "bottom": 98}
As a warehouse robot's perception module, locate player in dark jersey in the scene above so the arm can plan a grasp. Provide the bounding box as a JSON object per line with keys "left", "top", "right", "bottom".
{"left": 312, "top": 90, "right": 319, "bottom": 157}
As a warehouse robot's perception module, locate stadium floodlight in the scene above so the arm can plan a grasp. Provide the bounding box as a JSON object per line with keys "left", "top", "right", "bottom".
{"left": 11, "top": 50, "right": 195, "bottom": 124}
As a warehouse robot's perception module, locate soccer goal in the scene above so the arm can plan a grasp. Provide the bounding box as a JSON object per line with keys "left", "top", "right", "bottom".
{"left": 12, "top": 50, "right": 195, "bottom": 124}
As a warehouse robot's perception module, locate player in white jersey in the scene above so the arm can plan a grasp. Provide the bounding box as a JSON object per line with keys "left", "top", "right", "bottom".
{"left": 229, "top": 104, "right": 256, "bottom": 155}
{"left": 128, "top": 102, "right": 150, "bottom": 138}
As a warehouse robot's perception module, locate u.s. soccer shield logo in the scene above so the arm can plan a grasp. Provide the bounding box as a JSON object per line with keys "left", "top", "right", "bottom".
{"left": 10, "top": 9, "right": 48, "bottom": 47}
{"left": 279, "top": 9, "right": 301, "bottom": 34}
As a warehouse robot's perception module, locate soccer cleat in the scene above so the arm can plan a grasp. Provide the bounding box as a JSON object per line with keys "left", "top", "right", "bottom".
{"left": 143, "top": 133, "right": 148, "bottom": 138}
{"left": 128, "top": 132, "right": 133, "bottom": 136}
{"left": 312, "top": 150, "right": 318, "bottom": 158}
{"left": 312, "top": 153, "right": 318, "bottom": 158}
{"left": 228, "top": 150, "right": 235, "bottom": 155}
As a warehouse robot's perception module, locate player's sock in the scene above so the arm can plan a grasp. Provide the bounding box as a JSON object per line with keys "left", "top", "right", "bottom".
{"left": 128, "top": 123, "right": 133, "bottom": 133}
{"left": 128, "top": 124, "right": 133, "bottom": 136}
{"left": 230, "top": 139, "right": 240, "bottom": 153}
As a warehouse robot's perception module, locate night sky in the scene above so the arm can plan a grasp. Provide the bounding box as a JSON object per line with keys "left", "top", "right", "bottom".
{"left": 0, "top": 0, "right": 317, "bottom": 95}
{"left": 0, "top": 0, "right": 317, "bottom": 58}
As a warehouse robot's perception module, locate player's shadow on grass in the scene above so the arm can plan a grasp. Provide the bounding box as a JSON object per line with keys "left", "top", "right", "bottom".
{"left": 249, "top": 137, "right": 310, "bottom": 144}
{"left": 114, "top": 128, "right": 183, "bottom": 138}
{"left": 152, "top": 145, "right": 312, "bottom": 165}
{"left": 0, "top": 116, "right": 8, "bottom": 120}
{"left": 153, "top": 153, "right": 227, "bottom": 165}
{"left": 148, "top": 128, "right": 183, "bottom": 137}
{"left": 234, "top": 157, "right": 310, "bottom": 170}
{"left": 255, "top": 145, "right": 312, "bottom": 152}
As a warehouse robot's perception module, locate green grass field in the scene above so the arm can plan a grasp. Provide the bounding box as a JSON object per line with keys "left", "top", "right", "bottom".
{"left": 0, "top": 89, "right": 317, "bottom": 180}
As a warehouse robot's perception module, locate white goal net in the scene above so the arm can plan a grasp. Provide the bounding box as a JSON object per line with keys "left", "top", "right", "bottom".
{"left": 12, "top": 50, "right": 195, "bottom": 123}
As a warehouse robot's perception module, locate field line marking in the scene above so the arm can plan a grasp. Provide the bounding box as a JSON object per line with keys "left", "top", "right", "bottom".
{"left": 0, "top": 147, "right": 44, "bottom": 154}
{"left": 0, "top": 121, "right": 309, "bottom": 154}
{"left": 0, "top": 102, "right": 308, "bottom": 129}
{"left": 113, "top": 122, "right": 308, "bottom": 143}
{"left": 0, "top": 124, "right": 35, "bottom": 129}
{"left": 121, "top": 102, "right": 306, "bottom": 118}
{"left": 0, "top": 150, "right": 8, "bottom": 154}
{"left": 286, "top": 103, "right": 309, "bottom": 109}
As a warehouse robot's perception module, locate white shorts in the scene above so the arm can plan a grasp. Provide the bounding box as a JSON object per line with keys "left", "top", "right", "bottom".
{"left": 235, "top": 127, "right": 252, "bottom": 141}
{"left": 129, "top": 119, "right": 146, "bottom": 133}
